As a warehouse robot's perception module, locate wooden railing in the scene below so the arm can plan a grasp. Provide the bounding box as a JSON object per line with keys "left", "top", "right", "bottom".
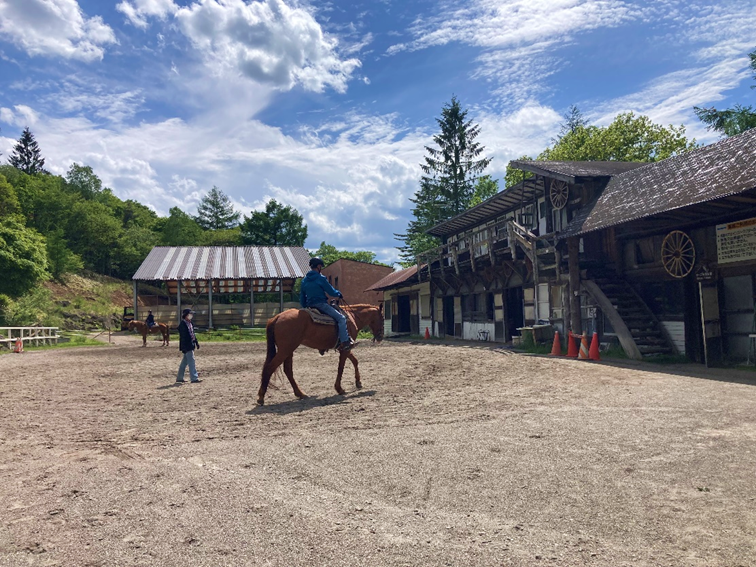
{"left": 0, "top": 327, "right": 59, "bottom": 348}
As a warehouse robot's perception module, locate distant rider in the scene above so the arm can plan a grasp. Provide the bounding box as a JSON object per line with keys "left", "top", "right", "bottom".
{"left": 300, "top": 258, "right": 354, "bottom": 352}
{"left": 145, "top": 310, "right": 156, "bottom": 328}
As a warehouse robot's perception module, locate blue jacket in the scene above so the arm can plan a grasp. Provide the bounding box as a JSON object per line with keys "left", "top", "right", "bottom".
{"left": 300, "top": 270, "right": 341, "bottom": 307}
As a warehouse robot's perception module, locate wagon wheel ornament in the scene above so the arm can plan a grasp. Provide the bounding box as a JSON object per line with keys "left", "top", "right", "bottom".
{"left": 550, "top": 180, "right": 569, "bottom": 210}
{"left": 661, "top": 230, "right": 695, "bottom": 278}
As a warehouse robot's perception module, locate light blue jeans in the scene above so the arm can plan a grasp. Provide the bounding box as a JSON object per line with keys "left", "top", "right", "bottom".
{"left": 177, "top": 350, "right": 199, "bottom": 382}
{"left": 312, "top": 302, "right": 349, "bottom": 343}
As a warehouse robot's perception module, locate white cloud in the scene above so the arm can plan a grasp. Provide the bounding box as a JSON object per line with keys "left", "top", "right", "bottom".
{"left": 0, "top": 0, "right": 116, "bottom": 61}
{"left": 174, "top": 0, "right": 361, "bottom": 93}
{"left": 0, "top": 104, "right": 40, "bottom": 127}
{"left": 117, "top": 0, "right": 178, "bottom": 28}
{"left": 387, "top": 0, "right": 638, "bottom": 102}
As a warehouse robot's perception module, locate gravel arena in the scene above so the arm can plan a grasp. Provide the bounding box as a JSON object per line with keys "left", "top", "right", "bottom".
{"left": 2, "top": 335, "right": 756, "bottom": 567}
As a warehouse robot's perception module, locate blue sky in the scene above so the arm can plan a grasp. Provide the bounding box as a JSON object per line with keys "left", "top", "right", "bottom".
{"left": 0, "top": 0, "right": 754, "bottom": 264}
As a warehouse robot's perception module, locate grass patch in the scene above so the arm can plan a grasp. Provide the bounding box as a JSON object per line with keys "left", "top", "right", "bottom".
{"left": 518, "top": 332, "right": 552, "bottom": 355}
{"left": 644, "top": 354, "right": 691, "bottom": 365}
{"left": 194, "top": 327, "right": 267, "bottom": 342}
{"left": 602, "top": 343, "right": 628, "bottom": 359}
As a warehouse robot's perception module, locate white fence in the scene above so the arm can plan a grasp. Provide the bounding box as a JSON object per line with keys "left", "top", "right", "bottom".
{"left": 0, "top": 327, "right": 59, "bottom": 349}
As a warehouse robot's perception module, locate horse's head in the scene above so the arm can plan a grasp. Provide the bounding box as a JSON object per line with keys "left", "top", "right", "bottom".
{"left": 368, "top": 305, "right": 384, "bottom": 343}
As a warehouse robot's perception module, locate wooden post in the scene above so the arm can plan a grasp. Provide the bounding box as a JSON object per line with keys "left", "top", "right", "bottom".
{"left": 250, "top": 284, "right": 255, "bottom": 327}
{"left": 133, "top": 280, "right": 139, "bottom": 322}
{"left": 567, "top": 237, "right": 582, "bottom": 335}
{"left": 532, "top": 241, "right": 540, "bottom": 323}
{"left": 177, "top": 279, "right": 182, "bottom": 327}
{"left": 208, "top": 279, "right": 213, "bottom": 329}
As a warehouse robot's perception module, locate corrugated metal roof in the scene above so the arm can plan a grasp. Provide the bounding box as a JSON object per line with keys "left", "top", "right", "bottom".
{"left": 559, "top": 127, "right": 756, "bottom": 238}
{"left": 510, "top": 160, "right": 645, "bottom": 183}
{"left": 366, "top": 265, "right": 422, "bottom": 291}
{"left": 132, "top": 246, "right": 312, "bottom": 280}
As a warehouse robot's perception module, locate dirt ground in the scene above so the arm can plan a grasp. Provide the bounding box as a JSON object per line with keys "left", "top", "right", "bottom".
{"left": 2, "top": 335, "right": 756, "bottom": 567}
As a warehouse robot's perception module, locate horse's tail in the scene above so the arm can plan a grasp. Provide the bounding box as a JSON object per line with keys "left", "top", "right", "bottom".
{"left": 264, "top": 316, "right": 277, "bottom": 364}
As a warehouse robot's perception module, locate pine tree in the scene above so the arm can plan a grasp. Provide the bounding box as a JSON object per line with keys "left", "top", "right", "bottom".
{"left": 694, "top": 48, "right": 756, "bottom": 137}
{"left": 8, "top": 127, "right": 46, "bottom": 174}
{"left": 195, "top": 186, "right": 240, "bottom": 231}
{"left": 396, "top": 96, "right": 491, "bottom": 264}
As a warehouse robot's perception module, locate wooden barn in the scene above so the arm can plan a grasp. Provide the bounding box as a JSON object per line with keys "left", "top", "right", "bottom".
{"left": 131, "top": 246, "right": 311, "bottom": 328}
{"left": 373, "top": 127, "right": 756, "bottom": 365}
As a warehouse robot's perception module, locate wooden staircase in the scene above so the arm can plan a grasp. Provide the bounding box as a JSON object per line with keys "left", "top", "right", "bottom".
{"left": 590, "top": 274, "right": 676, "bottom": 357}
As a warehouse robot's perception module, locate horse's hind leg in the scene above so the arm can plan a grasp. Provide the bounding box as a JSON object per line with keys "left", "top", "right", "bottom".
{"left": 258, "top": 351, "right": 289, "bottom": 405}
{"left": 142, "top": 333, "right": 147, "bottom": 347}
{"left": 334, "top": 352, "right": 348, "bottom": 396}
{"left": 347, "top": 352, "right": 361, "bottom": 389}
{"left": 283, "top": 356, "right": 307, "bottom": 400}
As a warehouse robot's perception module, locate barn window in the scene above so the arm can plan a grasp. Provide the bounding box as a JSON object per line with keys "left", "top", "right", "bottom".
{"left": 384, "top": 300, "right": 391, "bottom": 320}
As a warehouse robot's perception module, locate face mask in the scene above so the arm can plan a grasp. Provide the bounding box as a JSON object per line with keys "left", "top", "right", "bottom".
{"left": 186, "top": 314, "right": 193, "bottom": 320}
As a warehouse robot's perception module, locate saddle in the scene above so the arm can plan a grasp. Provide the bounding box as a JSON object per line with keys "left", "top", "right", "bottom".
{"left": 301, "top": 307, "right": 338, "bottom": 326}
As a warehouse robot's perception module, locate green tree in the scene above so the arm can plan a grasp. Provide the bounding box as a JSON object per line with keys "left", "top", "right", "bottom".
{"left": 195, "top": 186, "right": 240, "bottom": 230}
{"left": 240, "top": 200, "right": 308, "bottom": 246}
{"left": 114, "top": 225, "right": 159, "bottom": 278}
{"left": 66, "top": 200, "right": 122, "bottom": 273}
{"left": 65, "top": 163, "right": 103, "bottom": 200}
{"left": 122, "top": 199, "right": 158, "bottom": 229}
{"left": 504, "top": 112, "right": 696, "bottom": 187}
{"left": 0, "top": 216, "right": 49, "bottom": 297}
{"left": 468, "top": 175, "right": 499, "bottom": 207}
{"left": 694, "top": 48, "right": 756, "bottom": 136}
{"left": 313, "top": 242, "right": 389, "bottom": 266}
{"left": 8, "top": 127, "right": 47, "bottom": 175}
{"left": 46, "top": 229, "right": 84, "bottom": 280}
{"left": 203, "top": 227, "right": 243, "bottom": 246}
{"left": 397, "top": 96, "right": 492, "bottom": 263}
{"left": 556, "top": 105, "right": 589, "bottom": 141}
{"left": 0, "top": 174, "right": 21, "bottom": 218}
{"left": 160, "top": 207, "right": 205, "bottom": 245}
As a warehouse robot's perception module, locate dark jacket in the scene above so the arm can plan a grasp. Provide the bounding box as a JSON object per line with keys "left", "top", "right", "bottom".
{"left": 178, "top": 319, "right": 199, "bottom": 353}
{"left": 145, "top": 313, "right": 155, "bottom": 326}
{"left": 300, "top": 270, "right": 341, "bottom": 307}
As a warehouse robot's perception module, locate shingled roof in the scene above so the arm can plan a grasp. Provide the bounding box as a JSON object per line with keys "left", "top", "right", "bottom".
{"left": 560, "top": 127, "right": 756, "bottom": 238}
{"left": 509, "top": 160, "right": 644, "bottom": 183}
{"left": 427, "top": 160, "right": 643, "bottom": 238}
{"left": 365, "top": 264, "right": 423, "bottom": 291}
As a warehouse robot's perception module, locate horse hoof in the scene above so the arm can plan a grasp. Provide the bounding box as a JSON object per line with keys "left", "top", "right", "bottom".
{"left": 257, "top": 399, "right": 264, "bottom": 406}
{"left": 355, "top": 382, "right": 362, "bottom": 390}
{"left": 337, "top": 389, "right": 346, "bottom": 396}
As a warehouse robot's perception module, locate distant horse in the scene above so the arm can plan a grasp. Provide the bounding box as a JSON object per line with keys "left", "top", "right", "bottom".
{"left": 128, "top": 320, "right": 170, "bottom": 347}
{"left": 258, "top": 304, "right": 384, "bottom": 406}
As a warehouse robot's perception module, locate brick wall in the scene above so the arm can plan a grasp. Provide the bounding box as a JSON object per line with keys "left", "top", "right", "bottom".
{"left": 321, "top": 259, "right": 393, "bottom": 306}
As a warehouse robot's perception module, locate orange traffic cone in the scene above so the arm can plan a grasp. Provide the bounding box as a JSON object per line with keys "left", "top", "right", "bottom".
{"left": 589, "top": 332, "right": 601, "bottom": 361}
{"left": 566, "top": 331, "right": 579, "bottom": 358}
{"left": 550, "top": 331, "right": 562, "bottom": 356}
{"left": 578, "top": 334, "right": 590, "bottom": 360}
{"left": 13, "top": 338, "right": 23, "bottom": 353}
{"left": 424, "top": 327, "right": 430, "bottom": 339}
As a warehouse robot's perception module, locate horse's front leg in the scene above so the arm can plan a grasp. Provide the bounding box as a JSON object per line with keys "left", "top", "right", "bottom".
{"left": 335, "top": 352, "right": 348, "bottom": 396}
{"left": 346, "top": 352, "right": 361, "bottom": 389}
{"left": 283, "top": 355, "right": 307, "bottom": 400}
{"left": 142, "top": 333, "right": 147, "bottom": 347}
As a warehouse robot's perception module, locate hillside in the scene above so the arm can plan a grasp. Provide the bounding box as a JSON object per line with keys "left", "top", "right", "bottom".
{"left": 4, "top": 273, "right": 151, "bottom": 331}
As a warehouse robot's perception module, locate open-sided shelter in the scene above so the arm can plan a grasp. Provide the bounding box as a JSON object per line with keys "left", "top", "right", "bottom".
{"left": 132, "top": 246, "right": 311, "bottom": 328}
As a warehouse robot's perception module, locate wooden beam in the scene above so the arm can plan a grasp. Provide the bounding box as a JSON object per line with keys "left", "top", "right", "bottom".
{"left": 567, "top": 237, "right": 582, "bottom": 335}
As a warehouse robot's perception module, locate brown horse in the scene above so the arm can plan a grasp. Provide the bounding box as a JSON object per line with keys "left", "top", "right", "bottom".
{"left": 258, "top": 304, "right": 384, "bottom": 406}
{"left": 128, "top": 320, "right": 170, "bottom": 347}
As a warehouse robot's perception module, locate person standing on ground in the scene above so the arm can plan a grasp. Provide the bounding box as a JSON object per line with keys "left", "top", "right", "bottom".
{"left": 177, "top": 308, "right": 202, "bottom": 384}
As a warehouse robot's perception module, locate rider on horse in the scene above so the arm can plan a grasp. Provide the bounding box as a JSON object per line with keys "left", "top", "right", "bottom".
{"left": 300, "top": 257, "right": 354, "bottom": 352}
{"left": 145, "top": 310, "right": 156, "bottom": 328}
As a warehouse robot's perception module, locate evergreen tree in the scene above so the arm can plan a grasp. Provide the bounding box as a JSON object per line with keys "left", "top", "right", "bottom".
{"left": 396, "top": 96, "right": 491, "bottom": 264}
{"left": 195, "top": 186, "right": 240, "bottom": 230}
{"left": 8, "top": 127, "right": 47, "bottom": 175}
{"left": 694, "top": 48, "right": 756, "bottom": 136}
{"left": 556, "top": 105, "right": 589, "bottom": 141}
{"left": 240, "top": 200, "right": 307, "bottom": 246}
